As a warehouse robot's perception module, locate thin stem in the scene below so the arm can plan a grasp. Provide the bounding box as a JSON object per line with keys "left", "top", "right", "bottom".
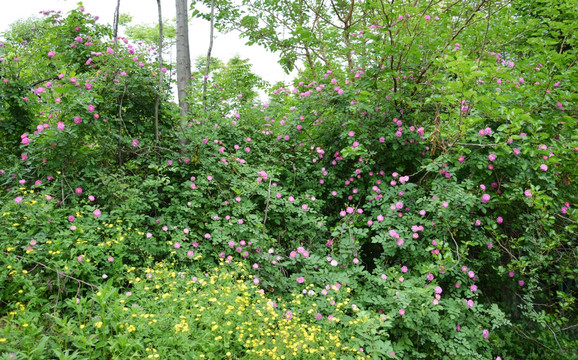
{"left": 9, "top": 253, "right": 98, "bottom": 288}
{"left": 262, "top": 178, "right": 272, "bottom": 235}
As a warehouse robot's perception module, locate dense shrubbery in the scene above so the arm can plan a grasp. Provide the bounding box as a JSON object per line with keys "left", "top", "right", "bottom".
{"left": 1, "top": 1, "right": 576, "bottom": 359}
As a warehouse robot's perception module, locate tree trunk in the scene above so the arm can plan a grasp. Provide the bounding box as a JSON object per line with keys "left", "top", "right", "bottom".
{"left": 113, "top": 0, "right": 121, "bottom": 51}
{"left": 175, "top": 0, "right": 191, "bottom": 118}
{"left": 202, "top": 0, "right": 216, "bottom": 109}
{"left": 114, "top": 0, "right": 122, "bottom": 164}
{"left": 154, "top": 0, "right": 163, "bottom": 142}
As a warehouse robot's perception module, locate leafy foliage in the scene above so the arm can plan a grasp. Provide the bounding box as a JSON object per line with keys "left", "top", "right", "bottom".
{"left": 1, "top": 1, "right": 577, "bottom": 359}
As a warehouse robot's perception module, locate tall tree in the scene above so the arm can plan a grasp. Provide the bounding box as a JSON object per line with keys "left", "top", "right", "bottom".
{"left": 202, "top": 0, "right": 216, "bottom": 107}
{"left": 154, "top": 0, "right": 163, "bottom": 142}
{"left": 175, "top": 0, "right": 192, "bottom": 118}
{"left": 112, "top": 0, "right": 121, "bottom": 50}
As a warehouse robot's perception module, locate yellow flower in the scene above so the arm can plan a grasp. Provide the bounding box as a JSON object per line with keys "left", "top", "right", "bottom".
{"left": 95, "top": 322, "right": 103, "bottom": 328}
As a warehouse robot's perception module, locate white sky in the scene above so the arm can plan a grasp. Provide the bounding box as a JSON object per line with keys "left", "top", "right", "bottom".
{"left": 0, "top": 0, "right": 293, "bottom": 85}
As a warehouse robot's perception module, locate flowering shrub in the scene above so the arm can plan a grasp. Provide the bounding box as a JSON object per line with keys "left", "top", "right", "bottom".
{"left": 1, "top": 1, "right": 577, "bottom": 359}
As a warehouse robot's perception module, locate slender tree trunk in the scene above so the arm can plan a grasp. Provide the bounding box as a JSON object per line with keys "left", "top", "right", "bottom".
{"left": 113, "top": 0, "right": 121, "bottom": 51}
{"left": 114, "top": 0, "right": 122, "bottom": 164}
{"left": 154, "top": 0, "right": 163, "bottom": 142}
{"left": 176, "top": 0, "right": 191, "bottom": 117}
{"left": 202, "top": 0, "right": 216, "bottom": 109}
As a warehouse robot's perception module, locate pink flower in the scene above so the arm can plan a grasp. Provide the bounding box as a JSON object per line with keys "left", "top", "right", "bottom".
{"left": 524, "top": 189, "right": 532, "bottom": 198}
{"left": 174, "top": 242, "right": 181, "bottom": 249}
{"left": 57, "top": 122, "right": 65, "bottom": 131}
{"left": 93, "top": 209, "right": 101, "bottom": 217}
{"left": 481, "top": 194, "right": 491, "bottom": 204}
{"left": 497, "top": 216, "right": 503, "bottom": 223}
{"left": 132, "top": 139, "right": 139, "bottom": 147}
{"left": 488, "top": 154, "right": 496, "bottom": 161}
{"left": 483, "top": 329, "right": 489, "bottom": 339}
{"left": 467, "top": 299, "right": 474, "bottom": 308}
{"left": 106, "top": 48, "right": 114, "bottom": 54}
{"left": 88, "top": 195, "right": 95, "bottom": 201}
{"left": 296, "top": 276, "right": 305, "bottom": 283}
{"left": 47, "top": 51, "right": 55, "bottom": 58}
{"left": 75, "top": 187, "right": 83, "bottom": 194}
{"left": 14, "top": 196, "right": 23, "bottom": 204}
{"left": 398, "top": 309, "right": 405, "bottom": 316}
{"left": 108, "top": 256, "right": 114, "bottom": 262}
{"left": 540, "top": 164, "right": 548, "bottom": 171}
